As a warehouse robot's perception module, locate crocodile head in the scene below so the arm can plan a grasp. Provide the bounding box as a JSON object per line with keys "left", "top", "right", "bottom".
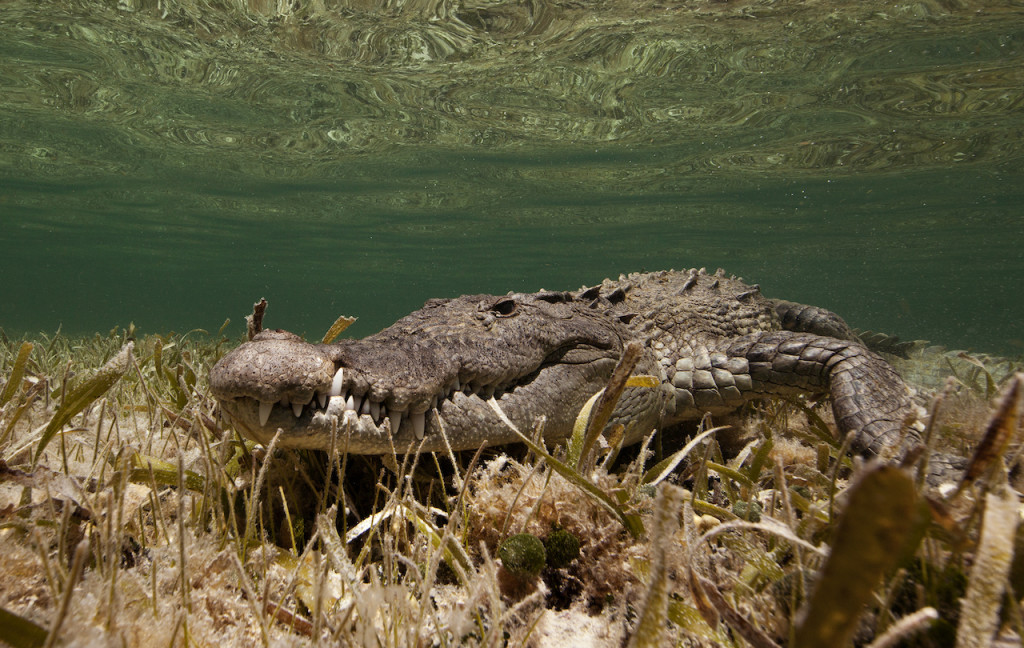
{"left": 209, "top": 291, "right": 673, "bottom": 453}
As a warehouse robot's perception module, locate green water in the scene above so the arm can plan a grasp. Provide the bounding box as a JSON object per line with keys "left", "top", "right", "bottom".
{"left": 2, "top": 0, "right": 1023, "bottom": 354}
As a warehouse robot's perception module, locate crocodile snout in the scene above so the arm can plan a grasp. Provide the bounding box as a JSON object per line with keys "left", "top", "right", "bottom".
{"left": 209, "top": 329, "right": 336, "bottom": 424}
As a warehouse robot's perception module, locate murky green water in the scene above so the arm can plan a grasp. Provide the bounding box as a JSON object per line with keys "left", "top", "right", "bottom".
{"left": 2, "top": 0, "right": 1022, "bottom": 353}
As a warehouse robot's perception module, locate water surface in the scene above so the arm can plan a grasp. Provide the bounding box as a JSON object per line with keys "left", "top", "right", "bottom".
{"left": 2, "top": 0, "right": 1022, "bottom": 353}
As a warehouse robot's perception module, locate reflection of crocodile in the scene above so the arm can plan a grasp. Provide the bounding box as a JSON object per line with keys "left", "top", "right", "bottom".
{"left": 210, "top": 268, "right": 922, "bottom": 460}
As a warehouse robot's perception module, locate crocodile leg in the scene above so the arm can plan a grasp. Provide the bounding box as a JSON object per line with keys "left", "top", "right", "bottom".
{"left": 772, "top": 299, "right": 860, "bottom": 342}
{"left": 770, "top": 300, "right": 967, "bottom": 483}
{"left": 666, "top": 331, "right": 917, "bottom": 457}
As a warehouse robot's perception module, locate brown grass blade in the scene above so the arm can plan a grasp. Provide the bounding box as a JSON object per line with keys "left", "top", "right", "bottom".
{"left": 34, "top": 342, "right": 134, "bottom": 466}
{"left": 690, "top": 572, "right": 782, "bottom": 648}
{"left": 577, "top": 340, "right": 642, "bottom": 472}
{"left": 1, "top": 342, "right": 33, "bottom": 406}
{"left": 322, "top": 315, "right": 357, "bottom": 344}
{"left": 628, "top": 484, "right": 687, "bottom": 648}
{"left": 246, "top": 298, "right": 267, "bottom": 340}
{"left": 956, "top": 485, "right": 1020, "bottom": 648}
{"left": 961, "top": 373, "right": 1022, "bottom": 488}
{"left": 794, "top": 464, "right": 924, "bottom": 648}
{"left": 0, "top": 605, "right": 48, "bottom": 648}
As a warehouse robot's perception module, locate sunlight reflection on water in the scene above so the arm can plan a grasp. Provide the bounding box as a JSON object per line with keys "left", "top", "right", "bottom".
{"left": 1, "top": 0, "right": 1022, "bottom": 353}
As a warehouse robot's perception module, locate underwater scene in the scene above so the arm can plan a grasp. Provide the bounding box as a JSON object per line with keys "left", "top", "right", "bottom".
{"left": 4, "top": 2, "right": 1024, "bottom": 647}
{"left": 1, "top": 0, "right": 1022, "bottom": 354}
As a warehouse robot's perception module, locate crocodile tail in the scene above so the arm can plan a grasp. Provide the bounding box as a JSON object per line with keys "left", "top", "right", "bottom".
{"left": 723, "top": 331, "right": 918, "bottom": 458}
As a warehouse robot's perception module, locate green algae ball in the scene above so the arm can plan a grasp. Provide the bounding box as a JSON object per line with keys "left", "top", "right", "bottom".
{"left": 543, "top": 528, "right": 580, "bottom": 569}
{"left": 732, "top": 500, "right": 763, "bottom": 522}
{"left": 499, "top": 533, "right": 547, "bottom": 577}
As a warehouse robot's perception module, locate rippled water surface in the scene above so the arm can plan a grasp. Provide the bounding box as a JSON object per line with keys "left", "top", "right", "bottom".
{"left": 2, "top": 0, "right": 1023, "bottom": 353}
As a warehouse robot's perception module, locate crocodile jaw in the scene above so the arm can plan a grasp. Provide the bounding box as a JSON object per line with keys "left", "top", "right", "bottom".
{"left": 213, "top": 354, "right": 655, "bottom": 453}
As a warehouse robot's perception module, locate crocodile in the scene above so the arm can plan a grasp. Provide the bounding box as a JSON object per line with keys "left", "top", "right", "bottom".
{"left": 210, "top": 268, "right": 922, "bottom": 461}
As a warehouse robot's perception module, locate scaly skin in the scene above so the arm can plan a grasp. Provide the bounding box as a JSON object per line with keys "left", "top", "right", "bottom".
{"left": 584, "top": 270, "right": 915, "bottom": 456}
{"left": 209, "top": 268, "right": 919, "bottom": 458}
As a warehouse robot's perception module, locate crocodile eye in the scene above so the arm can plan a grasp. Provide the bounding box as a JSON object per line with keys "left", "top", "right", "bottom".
{"left": 491, "top": 299, "right": 518, "bottom": 317}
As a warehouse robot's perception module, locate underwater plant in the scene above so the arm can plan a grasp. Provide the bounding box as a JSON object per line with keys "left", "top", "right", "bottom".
{"left": 0, "top": 324, "right": 1021, "bottom": 646}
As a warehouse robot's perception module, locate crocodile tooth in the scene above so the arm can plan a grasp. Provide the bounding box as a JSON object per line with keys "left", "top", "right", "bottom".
{"left": 259, "top": 401, "right": 273, "bottom": 426}
{"left": 388, "top": 410, "right": 403, "bottom": 432}
{"left": 412, "top": 412, "right": 425, "bottom": 440}
{"left": 452, "top": 377, "right": 461, "bottom": 392}
{"left": 330, "top": 368, "right": 344, "bottom": 396}
{"left": 360, "top": 398, "right": 370, "bottom": 415}
{"left": 370, "top": 400, "right": 380, "bottom": 420}
{"left": 317, "top": 392, "right": 327, "bottom": 408}
{"left": 292, "top": 402, "right": 303, "bottom": 417}
{"left": 345, "top": 395, "right": 356, "bottom": 411}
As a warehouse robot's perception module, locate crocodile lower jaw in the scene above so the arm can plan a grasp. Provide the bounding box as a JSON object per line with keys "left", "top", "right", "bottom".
{"left": 219, "top": 387, "right": 546, "bottom": 454}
